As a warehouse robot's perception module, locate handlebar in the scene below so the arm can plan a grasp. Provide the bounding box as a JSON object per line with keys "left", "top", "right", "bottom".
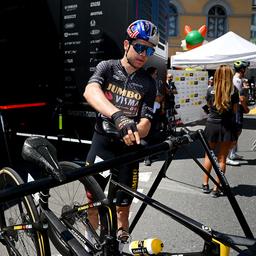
{"left": 168, "top": 127, "right": 198, "bottom": 147}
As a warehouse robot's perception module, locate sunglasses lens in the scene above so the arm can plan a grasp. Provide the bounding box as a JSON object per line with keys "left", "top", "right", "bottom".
{"left": 146, "top": 47, "right": 155, "bottom": 56}
{"left": 133, "top": 44, "right": 155, "bottom": 56}
{"left": 133, "top": 44, "right": 144, "bottom": 54}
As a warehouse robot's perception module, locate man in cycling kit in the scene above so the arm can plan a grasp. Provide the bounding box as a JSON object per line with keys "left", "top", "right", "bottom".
{"left": 83, "top": 20, "right": 159, "bottom": 243}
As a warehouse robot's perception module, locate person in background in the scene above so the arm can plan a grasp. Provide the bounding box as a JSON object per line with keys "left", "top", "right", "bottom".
{"left": 242, "top": 78, "right": 250, "bottom": 100}
{"left": 208, "top": 76, "right": 214, "bottom": 88}
{"left": 162, "top": 72, "right": 178, "bottom": 133}
{"left": 144, "top": 66, "right": 164, "bottom": 166}
{"left": 202, "top": 65, "right": 239, "bottom": 198}
{"left": 202, "top": 76, "right": 214, "bottom": 115}
{"left": 248, "top": 75, "right": 255, "bottom": 104}
{"left": 226, "top": 60, "right": 250, "bottom": 166}
{"left": 83, "top": 19, "right": 159, "bottom": 248}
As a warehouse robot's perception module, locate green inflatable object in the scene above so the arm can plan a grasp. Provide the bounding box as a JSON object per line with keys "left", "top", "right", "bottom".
{"left": 185, "top": 30, "right": 204, "bottom": 46}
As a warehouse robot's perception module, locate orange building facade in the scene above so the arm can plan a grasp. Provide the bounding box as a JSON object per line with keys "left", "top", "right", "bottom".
{"left": 168, "top": 0, "right": 252, "bottom": 58}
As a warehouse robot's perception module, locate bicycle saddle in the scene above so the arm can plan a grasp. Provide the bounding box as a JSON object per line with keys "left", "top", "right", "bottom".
{"left": 22, "top": 136, "right": 66, "bottom": 182}
{"left": 102, "top": 119, "right": 120, "bottom": 137}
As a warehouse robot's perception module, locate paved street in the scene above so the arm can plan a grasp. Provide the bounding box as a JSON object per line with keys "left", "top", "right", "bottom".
{"left": 123, "top": 114, "right": 256, "bottom": 255}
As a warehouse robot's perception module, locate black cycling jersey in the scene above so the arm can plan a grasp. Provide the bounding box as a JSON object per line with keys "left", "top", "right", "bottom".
{"left": 87, "top": 59, "right": 156, "bottom": 134}
{"left": 205, "top": 86, "right": 239, "bottom": 122}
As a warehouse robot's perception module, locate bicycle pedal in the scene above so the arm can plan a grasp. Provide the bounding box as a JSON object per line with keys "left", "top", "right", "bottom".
{"left": 117, "top": 228, "right": 131, "bottom": 244}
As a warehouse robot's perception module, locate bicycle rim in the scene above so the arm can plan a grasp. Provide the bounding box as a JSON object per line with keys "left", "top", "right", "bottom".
{"left": 48, "top": 161, "right": 112, "bottom": 255}
{"left": 0, "top": 167, "right": 46, "bottom": 256}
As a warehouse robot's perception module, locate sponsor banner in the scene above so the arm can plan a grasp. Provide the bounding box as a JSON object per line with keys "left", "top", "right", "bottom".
{"left": 172, "top": 70, "right": 208, "bottom": 124}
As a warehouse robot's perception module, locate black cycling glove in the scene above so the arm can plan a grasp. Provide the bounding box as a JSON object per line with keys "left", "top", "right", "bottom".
{"left": 111, "top": 111, "right": 138, "bottom": 138}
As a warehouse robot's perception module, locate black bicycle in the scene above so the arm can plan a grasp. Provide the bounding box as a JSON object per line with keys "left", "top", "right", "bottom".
{"left": 0, "top": 137, "right": 117, "bottom": 256}
{"left": 0, "top": 130, "right": 256, "bottom": 255}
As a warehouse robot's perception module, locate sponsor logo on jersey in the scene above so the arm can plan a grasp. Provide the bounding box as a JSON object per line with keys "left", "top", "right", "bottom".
{"left": 106, "top": 83, "right": 142, "bottom": 100}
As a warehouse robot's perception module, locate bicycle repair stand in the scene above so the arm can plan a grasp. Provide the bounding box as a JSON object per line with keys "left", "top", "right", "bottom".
{"left": 129, "top": 146, "right": 176, "bottom": 233}
{"left": 129, "top": 129, "right": 254, "bottom": 240}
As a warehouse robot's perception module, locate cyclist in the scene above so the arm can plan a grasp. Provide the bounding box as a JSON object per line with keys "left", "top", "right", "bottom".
{"left": 226, "top": 60, "right": 250, "bottom": 166}
{"left": 83, "top": 20, "right": 159, "bottom": 246}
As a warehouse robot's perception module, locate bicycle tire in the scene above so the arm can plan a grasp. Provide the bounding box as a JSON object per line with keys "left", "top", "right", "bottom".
{"left": 48, "top": 161, "right": 112, "bottom": 255}
{"left": 0, "top": 167, "right": 46, "bottom": 256}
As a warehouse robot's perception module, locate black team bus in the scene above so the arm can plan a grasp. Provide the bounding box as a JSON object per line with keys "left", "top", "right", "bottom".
{"left": 0, "top": 0, "right": 169, "bottom": 166}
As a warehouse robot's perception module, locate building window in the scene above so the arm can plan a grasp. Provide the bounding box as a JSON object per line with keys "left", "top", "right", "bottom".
{"left": 157, "top": 0, "right": 169, "bottom": 44}
{"left": 251, "top": 13, "right": 256, "bottom": 38}
{"left": 207, "top": 5, "right": 227, "bottom": 38}
{"left": 169, "top": 4, "right": 178, "bottom": 36}
{"left": 138, "top": 0, "right": 169, "bottom": 45}
{"left": 139, "top": 0, "right": 152, "bottom": 21}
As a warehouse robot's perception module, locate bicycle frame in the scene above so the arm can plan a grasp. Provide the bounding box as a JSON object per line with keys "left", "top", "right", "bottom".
{"left": 111, "top": 180, "right": 255, "bottom": 255}
{"left": 0, "top": 216, "right": 48, "bottom": 256}
{"left": 129, "top": 129, "right": 254, "bottom": 240}
{"left": 105, "top": 129, "right": 256, "bottom": 255}
{"left": 38, "top": 188, "right": 93, "bottom": 256}
{"left": 0, "top": 129, "right": 255, "bottom": 255}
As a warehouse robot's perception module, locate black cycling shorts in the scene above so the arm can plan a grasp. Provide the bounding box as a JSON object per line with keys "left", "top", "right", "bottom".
{"left": 86, "top": 131, "right": 139, "bottom": 206}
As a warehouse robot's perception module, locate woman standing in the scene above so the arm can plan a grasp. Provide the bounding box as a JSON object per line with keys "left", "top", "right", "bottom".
{"left": 202, "top": 65, "right": 239, "bottom": 198}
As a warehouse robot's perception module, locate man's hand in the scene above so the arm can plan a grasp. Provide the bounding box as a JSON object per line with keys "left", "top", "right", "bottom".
{"left": 111, "top": 111, "right": 140, "bottom": 145}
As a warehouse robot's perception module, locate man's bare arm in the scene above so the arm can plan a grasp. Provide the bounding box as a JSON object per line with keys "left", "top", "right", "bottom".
{"left": 137, "top": 118, "right": 151, "bottom": 138}
{"left": 84, "top": 83, "right": 120, "bottom": 118}
{"left": 84, "top": 82, "right": 141, "bottom": 145}
{"left": 239, "top": 95, "right": 249, "bottom": 114}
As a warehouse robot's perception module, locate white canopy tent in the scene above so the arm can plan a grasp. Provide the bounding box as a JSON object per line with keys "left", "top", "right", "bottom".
{"left": 171, "top": 31, "right": 256, "bottom": 69}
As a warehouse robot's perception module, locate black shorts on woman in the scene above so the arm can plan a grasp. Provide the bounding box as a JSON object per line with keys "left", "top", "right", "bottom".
{"left": 204, "top": 118, "right": 238, "bottom": 142}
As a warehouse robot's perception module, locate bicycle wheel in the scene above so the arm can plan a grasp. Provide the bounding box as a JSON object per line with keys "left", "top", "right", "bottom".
{"left": 48, "top": 161, "right": 113, "bottom": 255}
{"left": 0, "top": 167, "right": 46, "bottom": 256}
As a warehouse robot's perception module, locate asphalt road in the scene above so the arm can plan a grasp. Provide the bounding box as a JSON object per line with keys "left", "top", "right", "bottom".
{"left": 124, "top": 115, "right": 256, "bottom": 255}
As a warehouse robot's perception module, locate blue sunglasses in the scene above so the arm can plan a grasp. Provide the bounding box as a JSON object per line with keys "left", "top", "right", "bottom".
{"left": 132, "top": 43, "right": 155, "bottom": 56}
